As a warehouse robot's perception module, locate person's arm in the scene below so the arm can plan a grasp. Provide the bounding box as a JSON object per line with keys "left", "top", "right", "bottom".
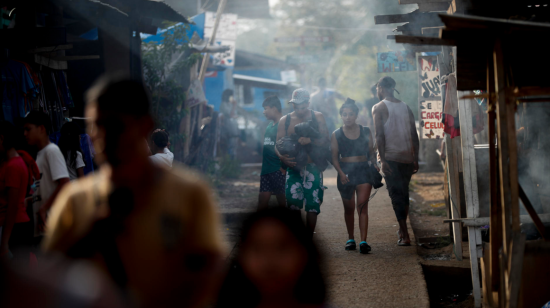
{"left": 331, "top": 132, "right": 349, "bottom": 184}
{"left": 275, "top": 115, "right": 296, "bottom": 167}
{"left": 37, "top": 178, "right": 70, "bottom": 232}
{"left": 38, "top": 148, "right": 70, "bottom": 232}
{"left": 0, "top": 186, "right": 21, "bottom": 258}
{"left": 75, "top": 152, "right": 86, "bottom": 178}
{"left": 367, "top": 128, "right": 380, "bottom": 171}
{"left": 76, "top": 168, "right": 85, "bottom": 178}
{"left": 408, "top": 107, "right": 420, "bottom": 173}
{"left": 373, "top": 103, "right": 392, "bottom": 175}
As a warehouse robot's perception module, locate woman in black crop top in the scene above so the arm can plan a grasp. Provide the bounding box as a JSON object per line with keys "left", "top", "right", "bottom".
{"left": 330, "top": 99, "right": 379, "bottom": 254}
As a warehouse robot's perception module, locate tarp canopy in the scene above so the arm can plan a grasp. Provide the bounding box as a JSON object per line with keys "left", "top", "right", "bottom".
{"left": 141, "top": 13, "right": 205, "bottom": 44}
{"left": 163, "top": 0, "right": 270, "bottom": 19}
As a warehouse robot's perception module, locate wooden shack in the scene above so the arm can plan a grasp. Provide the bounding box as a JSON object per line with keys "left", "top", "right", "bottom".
{"left": 375, "top": 1, "right": 550, "bottom": 307}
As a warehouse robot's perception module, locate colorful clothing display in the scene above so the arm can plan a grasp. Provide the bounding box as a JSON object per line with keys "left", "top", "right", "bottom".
{"left": 1, "top": 59, "right": 74, "bottom": 133}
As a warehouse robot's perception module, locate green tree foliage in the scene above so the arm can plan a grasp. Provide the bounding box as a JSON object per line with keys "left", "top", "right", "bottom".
{"left": 142, "top": 24, "right": 201, "bottom": 153}
{"left": 238, "top": 0, "right": 421, "bottom": 118}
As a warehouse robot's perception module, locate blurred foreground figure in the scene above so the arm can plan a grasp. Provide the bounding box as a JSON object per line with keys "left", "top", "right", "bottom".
{"left": 42, "top": 75, "right": 224, "bottom": 308}
{"left": 216, "top": 207, "right": 326, "bottom": 308}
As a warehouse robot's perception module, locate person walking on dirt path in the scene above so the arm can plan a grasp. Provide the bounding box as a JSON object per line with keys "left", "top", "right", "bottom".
{"left": 363, "top": 84, "right": 379, "bottom": 131}
{"left": 258, "top": 96, "right": 286, "bottom": 210}
{"left": 310, "top": 78, "right": 344, "bottom": 135}
{"left": 331, "top": 99, "right": 379, "bottom": 254}
{"left": 23, "top": 111, "right": 70, "bottom": 241}
{"left": 372, "top": 76, "right": 419, "bottom": 246}
{"left": 42, "top": 75, "right": 224, "bottom": 308}
{"left": 275, "top": 89, "right": 330, "bottom": 237}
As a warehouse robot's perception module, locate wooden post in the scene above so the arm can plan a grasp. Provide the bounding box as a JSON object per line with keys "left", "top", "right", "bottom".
{"left": 487, "top": 53, "right": 502, "bottom": 296}
{"left": 458, "top": 90, "right": 482, "bottom": 307}
{"left": 493, "top": 38, "right": 513, "bottom": 254}
{"left": 445, "top": 133, "right": 463, "bottom": 261}
{"left": 198, "top": 0, "right": 228, "bottom": 83}
{"left": 506, "top": 232, "right": 526, "bottom": 308}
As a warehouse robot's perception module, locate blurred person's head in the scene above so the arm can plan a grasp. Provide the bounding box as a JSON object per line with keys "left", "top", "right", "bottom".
{"left": 317, "top": 77, "right": 326, "bottom": 89}
{"left": 289, "top": 89, "right": 311, "bottom": 119}
{"left": 377, "top": 76, "right": 399, "bottom": 101}
{"left": 59, "top": 122, "right": 85, "bottom": 169}
{"left": 23, "top": 111, "right": 51, "bottom": 148}
{"left": 340, "top": 98, "right": 359, "bottom": 127}
{"left": 216, "top": 207, "right": 326, "bottom": 308}
{"left": 222, "top": 89, "right": 234, "bottom": 103}
{"left": 370, "top": 83, "right": 377, "bottom": 98}
{"left": 0, "top": 121, "right": 17, "bottom": 156}
{"left": 262, "top": 96, "right": 282, "bottom": 121}
{"left": 85, "top": 74, "right": 154, "bottom": 168}
{"left": 151, "top": 129, "right": 169, "bottom": 154}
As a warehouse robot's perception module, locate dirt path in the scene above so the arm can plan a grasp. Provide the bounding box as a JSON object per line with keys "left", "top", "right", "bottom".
{"left": 217, "top": 167, "right": 430, "bottom": 307}
{"left": 317, "top": 168, "right": 430, "bottom": 307}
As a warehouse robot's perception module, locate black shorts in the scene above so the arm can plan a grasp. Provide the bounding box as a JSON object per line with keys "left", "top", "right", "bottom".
{"left": 337, "top": 161, "right": 375, "bottom": 200}
{"left": 260, "top": 170, "right": 286, "bottom": 195}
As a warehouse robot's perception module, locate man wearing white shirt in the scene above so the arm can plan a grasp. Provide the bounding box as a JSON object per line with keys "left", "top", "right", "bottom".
{"left": 149, "top": 129, "right": 174, "bottom": 168}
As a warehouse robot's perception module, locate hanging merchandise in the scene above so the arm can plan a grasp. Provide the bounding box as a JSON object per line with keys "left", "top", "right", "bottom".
{"left": 56, "top": 71, "right": 74, "bottom": 108}
{"left": 442, "top": 73, "right": 485, "bottom": 138}
{"left": 0, "top": 59, "right": 39, "bottom": 123}
{"left": 443, "top": 73, "right": 460, "bottom": 138}
{"left": 1, "top": 54, "right": 74, "bottom": 132}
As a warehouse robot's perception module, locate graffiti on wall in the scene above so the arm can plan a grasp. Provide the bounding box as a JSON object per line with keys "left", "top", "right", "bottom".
{"left": 420, "top": 99, "right": 444, "bottom": 139}
{"left": 418, "top": 56, "right": 441, "bottom": 99}
{"left": 377, "top": 51, "right": 416, "bottom": 73}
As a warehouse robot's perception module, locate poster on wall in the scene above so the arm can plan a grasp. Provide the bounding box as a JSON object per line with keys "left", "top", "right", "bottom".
{"left": 418, "top": 56, "right": 441, "bottom": 99}
{"left": 420, "top": 99, "right": 444, "bottom": 139}
{"left": 377, "top": 51, "right": 416, "bottom": 73}
{"left": 204, "top": 12, "right": 237, "bottom": 66}
{"left": 210, "top": 39, "right": 235, "bottom": 66}
{"left": 418, "top": 55, "right": 443, "bottom": 139}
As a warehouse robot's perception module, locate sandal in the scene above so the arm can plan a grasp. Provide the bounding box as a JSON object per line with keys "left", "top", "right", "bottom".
{"left": 359, "top": 241, "right": 371, "bottom": 254}
{"left": 345, "top": 239, "right": 356, "bottom": 251}
{"left": 398, "top": 239, "right": 411, "bottom": 246}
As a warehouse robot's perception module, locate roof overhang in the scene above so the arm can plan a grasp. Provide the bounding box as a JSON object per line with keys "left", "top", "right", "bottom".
{"left": 233, "top": 74, "right": 298, "bottom": 89}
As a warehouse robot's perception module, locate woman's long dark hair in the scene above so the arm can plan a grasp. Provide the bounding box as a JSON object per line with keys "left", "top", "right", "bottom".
{"left": 215, "top": 207, "right": 326, "bottom": 308}
{"left": 58, "top": 122, "right": 85, "bottom": 169}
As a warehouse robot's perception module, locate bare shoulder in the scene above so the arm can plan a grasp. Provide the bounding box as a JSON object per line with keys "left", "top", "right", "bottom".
{"left": 372, "top": 101, "right": 387, "bottom": 114}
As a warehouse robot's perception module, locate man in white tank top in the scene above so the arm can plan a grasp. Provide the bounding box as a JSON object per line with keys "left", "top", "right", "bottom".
{"left": 372, "top": 76, "right": 419, "bottom": 246}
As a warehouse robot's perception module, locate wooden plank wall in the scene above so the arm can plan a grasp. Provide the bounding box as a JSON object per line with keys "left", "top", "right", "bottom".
{"left": 457, "top": 90, "right": 483, "bottom": 307}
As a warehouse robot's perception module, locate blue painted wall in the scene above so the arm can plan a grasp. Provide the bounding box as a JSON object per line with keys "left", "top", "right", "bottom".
{"left": 204, "top": 70, "right": 226, "bottom": 112}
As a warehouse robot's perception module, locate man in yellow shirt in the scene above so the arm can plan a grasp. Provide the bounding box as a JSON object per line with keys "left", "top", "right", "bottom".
{"left": 42, "top": 75, "right": 224, "bottom": 308}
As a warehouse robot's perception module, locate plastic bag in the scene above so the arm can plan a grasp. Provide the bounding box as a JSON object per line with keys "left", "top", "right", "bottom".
{"left": 276, "top": 135, "right": 308, "bottom": 171}
{"left": 294, "top": 121, "right": 320, "bottom": 139}
{"left": 276, "top": 135, "right": 298, "bottom": 157}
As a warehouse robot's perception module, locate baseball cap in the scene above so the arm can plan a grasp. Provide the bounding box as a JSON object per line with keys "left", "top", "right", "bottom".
{"left": 288, "top": 88, "right": 310, "bottom": 105}
{"left": 377, "top": 76, "right": 400, "bottom": 94}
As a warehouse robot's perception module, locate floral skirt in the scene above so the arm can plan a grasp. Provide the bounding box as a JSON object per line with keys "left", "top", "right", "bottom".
{"left": 285, "top": 163, "right": 324, "bottom": 214}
